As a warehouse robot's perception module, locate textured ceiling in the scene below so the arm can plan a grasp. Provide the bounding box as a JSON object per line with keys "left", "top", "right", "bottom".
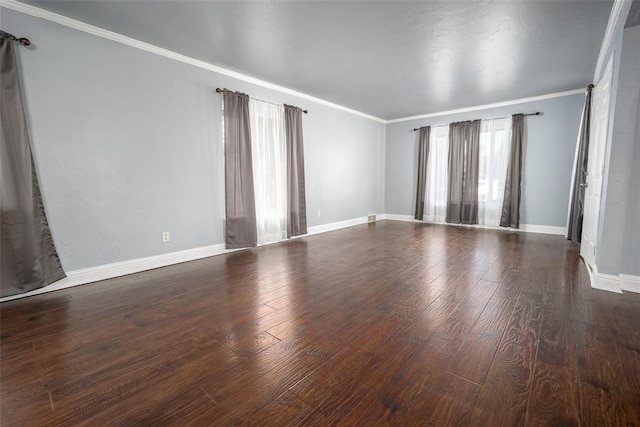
{"left": 21, "top": 0, "right": 613, "bottom": 120}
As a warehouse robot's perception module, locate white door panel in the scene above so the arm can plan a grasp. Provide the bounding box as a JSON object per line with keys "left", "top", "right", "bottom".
{"left": 581, "top": 55, "right": 614, "bottom": 268}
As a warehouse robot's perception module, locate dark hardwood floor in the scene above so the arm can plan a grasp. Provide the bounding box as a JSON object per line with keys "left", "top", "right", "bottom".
{"left": 2, "top": 220, "right": 639, "bottom": 426}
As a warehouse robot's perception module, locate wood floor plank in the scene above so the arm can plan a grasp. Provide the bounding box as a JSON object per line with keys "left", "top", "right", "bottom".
{"left": 526, "top": 360, "right": 580, "bottom": 426}
{"left": 473, "top": 331, "right": 537, "bottom": 426}
{"left": 203, "top": 336, "right": 341, "bottom": 410}
{"left": 574, "top": 322, "right": 640, "bottom": 425}
{"left": 460, "top": 279, "right": 499, "bottom": 308}
{"left": 241, "top": 391, "right": 313, "bottom": 426}
{"left": 446, "top": 332, "right": 500, "bottom": 384}
{"left": 438, "top": 271, "right": 483, "bottom": 303}
{"left": 82, "top": 386, "right": 216, "bottom": 426}
{"left": 354, "top": 329, "right": 467, "bottom": 425}
{"left": 357, "top": 337, "right": 423, "bottom": 392}
{"left": 616, "top": 344, "right": 640, "bottom": 394}
{"left": 399, "top": 371, "right": 480, "bottom": 426}
{"left": 396, "top": 297, "right": 459, "bottom": 342}
{"left": 438, "top": 302, "right": 486, "bottom": 337}
{"left": 218, "top": 331, "right": 281, "bottom": 358}
{"left": 546, "top": 266, "right": 572, "bottom": 296}
{"left": 2, "top": 221, "right": 639, "bottom": 425}
{"left": 472, "top": 295, "right": 516, "bottom": 337}
{"left": 355, "top": 382, "right": 418, "bottom": 426}
{"left": 43, "top": 339, "right": 234, "bottom": 425}
{"left": 505, "top": 290, "right": 545, "bottom": 342}
{"left": 298, "top": 382, "right": 378, "bottom": 426}
{"left": 481, "top": 260, "right": 512, "bottom": 283}
{"left": 288, "top": 347, "right": 372, "bottom": 408}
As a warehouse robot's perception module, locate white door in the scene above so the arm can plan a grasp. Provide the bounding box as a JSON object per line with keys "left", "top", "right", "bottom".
{"left": 581, "top": 55, "right": 614, "bottom": 268}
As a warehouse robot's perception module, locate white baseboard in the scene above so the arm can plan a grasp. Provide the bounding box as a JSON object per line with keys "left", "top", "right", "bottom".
{"left": 381, "top": 214, "right": 421, "bottom": 223}
{"left": 620, "top": 274, "right": 640, "bottom": 294}
{"left": 0, "top": 214, "right": 609, "bottom": 302}
{"left": 302, "top": 216, "right": 371, "bottom": 236}
{"left": 581, "top": 259, "right": 639, "bottom": 295}
{"left": 587, "top": 263, "right": 623, "bottom": 294}
{"left": 0, "top": 243, "right": 240, "bottom": 303}
{"left": 1, "top": 215, "right": 380, "bottom": 303}
{"left": 592, "top": 271, "right": 623, "bottom": 293}
{"left": 519, "top": 224, "right": 567, "bottom": 235}
{"left": 380, "top": 214, "right": 566, "bottom": 235}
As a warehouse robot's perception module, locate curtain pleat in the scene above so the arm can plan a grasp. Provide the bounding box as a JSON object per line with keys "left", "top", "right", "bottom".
{"left": 500, "top": 114, "right": 524, "bottom": 228}
{"left": 446, "top": 120, "right": 481, "bottom": 224}
{"left": 284, "top": 105, "right": 307, "bottom": 238}
{"left": 446, "top": 123, "right": 465, "bottom": 223}
{"left": 223, "top": 90, "right": 257, "bottom": 249}
{"left": 414, "top": 126, "right": 430, "bottom": 220}
{"left": 567, "top": 87, "right": 593, "bottom": 242}
{"left": 1, "top": 31, "right": 66, "bottom": 297}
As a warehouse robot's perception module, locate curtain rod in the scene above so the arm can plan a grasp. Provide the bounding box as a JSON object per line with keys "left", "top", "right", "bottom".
{"left": 412, "top": 111, "right": 541, "bottom": 131}
{"left": 215, "top": 88, "right": 308, "bottom": 114}
{"left": 1, "top": 30, "right": 31, "bottom": 46}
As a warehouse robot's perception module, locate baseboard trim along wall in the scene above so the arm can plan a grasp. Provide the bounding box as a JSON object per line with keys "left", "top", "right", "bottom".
{"left": 620, "top": 274, "right": 640, "bottom": 293}
{"left": 0, "top": 243, "right": 240, "bottom": 302}
{"left": 380, "top": 214, "right": 567, "bottom": 235}
{"left": 0, "top": 214, "right": 595, "bottom": 303}
{"left": 303, "top": 216, "right": 371, "bottom": 237}
{"left": 592, "top": 269, "right": 624, "bottom": 294}
{"left": 0, "top": 215, "right": 374, "bottom": 302}
{"left": 589, "top": 266, "right": 640, "bottom": 295}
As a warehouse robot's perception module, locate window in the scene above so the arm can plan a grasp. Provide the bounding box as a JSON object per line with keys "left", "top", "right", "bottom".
{"left": 425, "top": 125, "right": 449, "bottom": 222}
{"left": 423, "top": 118, "right": 512, "bottom": 226}
{"left": 478, "top": 118, "right": 512, "bottom": 226}
{"left": 249, "top": 99, "right": 287, "bottom": 245}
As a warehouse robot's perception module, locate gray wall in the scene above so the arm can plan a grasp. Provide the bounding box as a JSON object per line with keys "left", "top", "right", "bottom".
{"left": 5, "top": 6, "right": 625, "bottom": 279}
{"left": 1, "top": 9, "right": 385, "bottom": 271}
{"left": 384, "top": 95, "right": 584, "bottom": 227}
{"left": 620, "top": 102, "right": 640, "bottom": 277}
{"left": 598, "top": 24, "right": 640, "bottom": 276}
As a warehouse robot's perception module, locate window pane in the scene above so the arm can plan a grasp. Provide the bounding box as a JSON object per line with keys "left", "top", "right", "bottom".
{"left": 478, "top": 118, "right": 512, "bottom": 226}
{"left": 425, "top": 125, "right": 449, "bottom": 222}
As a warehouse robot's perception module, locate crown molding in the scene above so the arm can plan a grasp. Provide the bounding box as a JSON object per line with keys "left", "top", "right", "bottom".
{"left": 0, "top": 0, "right": 386, "bottom": 123}
{"left": 386, "top": 88, "right": 585, "bottom": 124}
{"left": 0, "top": 0, "right": 597, "bottom": 126}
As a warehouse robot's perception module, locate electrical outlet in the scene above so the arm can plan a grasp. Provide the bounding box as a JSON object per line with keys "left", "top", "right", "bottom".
{"left": 162, "top": 232, "right": 170, "bottom": 243}
{"left": 317, "top": 210, "right": 321, "bottom": 218}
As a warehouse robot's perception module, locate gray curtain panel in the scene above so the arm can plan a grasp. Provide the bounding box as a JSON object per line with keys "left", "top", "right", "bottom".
{"left": 1, "top": 31, "right": 65, "bottom": 297}
{"left": 567, "top": 87, "right": 593, "bottom": 243}
{"left": 446, "top": 120, "right": 481, "bottom": 224}
{"left": 284, "top": 105, "right": 308, "bottom": 238}
{"left": 414, "top": 126, "right": 430, "bottom": 220}
{"left": 500, "top": 114, "right": 524, "bottom": 228}
{"left": 223, "top": 89, "right": 257, "bottom": 249}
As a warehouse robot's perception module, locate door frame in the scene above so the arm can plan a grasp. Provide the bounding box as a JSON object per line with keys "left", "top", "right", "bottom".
{"left": 581, "top": 54, "right": 615, "bottom": 283}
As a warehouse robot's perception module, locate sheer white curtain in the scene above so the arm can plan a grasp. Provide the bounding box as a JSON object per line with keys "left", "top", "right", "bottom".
{"left": 425, "top": 125, "right": 449, "bottom": 222}
{"left": 478, "top": 118, "right": 512, "bottom": 226}
{"left": 249, "top": 99, "right": 287, "bottom": 245}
